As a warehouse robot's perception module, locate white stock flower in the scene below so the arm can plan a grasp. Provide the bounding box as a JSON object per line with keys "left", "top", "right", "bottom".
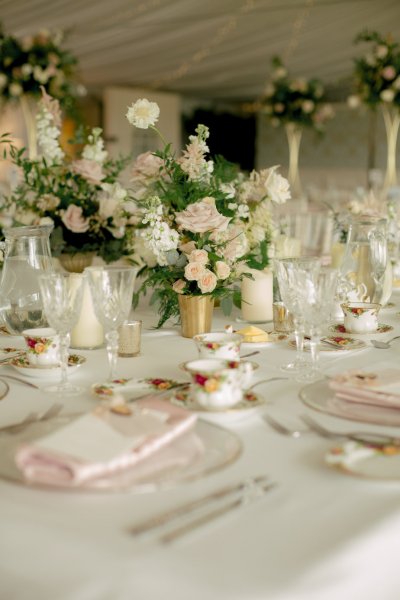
{"left": 82, "top": 128, "right": 108, "bottom": 164}
{"left": 142, "top": 219, "right": 179, "bottom": 266}
{"left": 126, "top": 98, "right": 160, "bottom": 129}
{"left": 36, "top": 104, "right": 64, "bottom": 165}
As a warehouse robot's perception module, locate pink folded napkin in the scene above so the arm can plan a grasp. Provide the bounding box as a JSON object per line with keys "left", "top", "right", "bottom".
{"left": 329, "top": 367, "right": 400, "bottom": 409}
{"left": 15, "top": 397, "right": 197, "bottom": 487}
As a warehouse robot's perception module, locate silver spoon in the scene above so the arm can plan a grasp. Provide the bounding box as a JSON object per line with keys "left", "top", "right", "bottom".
{"left": 370, "top": 335, "right": 400, "bottom": 349}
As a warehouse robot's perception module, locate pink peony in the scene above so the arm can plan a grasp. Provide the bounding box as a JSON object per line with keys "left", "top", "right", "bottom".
{"left": 198, "top": 269, "right": 217, "bottom": 293}
{"left": 71, "top": 159, "right": 105, "bottom": 185}
{"left": 61, "top": 205, "right": 90, "bottom": 233}
{"left": 175, "top": 198, "right": 230, "bottom": 234}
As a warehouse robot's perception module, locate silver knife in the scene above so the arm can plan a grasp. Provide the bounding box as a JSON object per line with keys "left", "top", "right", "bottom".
{"left": 128, "top": 474, "right": 270, "bottom": 535}
{"left": 159, "top": 481, "right": 278, "bottom": 544}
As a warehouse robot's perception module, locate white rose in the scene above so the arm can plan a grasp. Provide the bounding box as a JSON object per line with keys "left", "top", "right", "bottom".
{"left": 184, "top": 262, "right": 206, "bottom": 281}
{"left": 215, "top": 261, "right": 231, "bottom": 280}
{"left": 265, "top": 169, "right": 291, "bottom": 204}
{"left": 380, "top": 89, "right": 395, "bottom": 103}
{"left": 198, "top": 269, "right": 217, "bottom": 294}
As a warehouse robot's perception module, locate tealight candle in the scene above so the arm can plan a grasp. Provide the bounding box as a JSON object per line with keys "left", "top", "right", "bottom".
{"left": 241, "top": 268, "right": 273, "bottom": 322}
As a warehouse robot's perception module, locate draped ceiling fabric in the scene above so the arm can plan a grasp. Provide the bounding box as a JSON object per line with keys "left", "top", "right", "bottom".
{"left": 1, "top": 0, "right": 400, "bottom": 104}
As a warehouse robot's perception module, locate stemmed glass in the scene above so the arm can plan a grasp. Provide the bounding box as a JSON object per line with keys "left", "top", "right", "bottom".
{"left": 38, "top": 272, "right": 85, "bottom": 394}
{"left": 275, "top": 257, "right": 321, "bottom": 373}
{"left": 293, "top": 266, "right": 339, "bottom": 382}
{"left": 85, "top": 266, "right": 138, "bottom": 381}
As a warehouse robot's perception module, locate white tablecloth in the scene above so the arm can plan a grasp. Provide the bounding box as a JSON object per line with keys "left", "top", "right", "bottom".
{"left": 2, "top": 295, "right": 400, "bottom": 600}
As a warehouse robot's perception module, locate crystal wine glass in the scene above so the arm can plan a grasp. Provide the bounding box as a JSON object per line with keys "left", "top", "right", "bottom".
{"left": 38, "top": 272, "right": 85, "bottom": 394}
{"left": 85, "top": 266, "right": 138, "bottom": 381}
{"left": 293, "top": 266, "right": 339, "bottom": 382}
{"left": 275, "top": 257, "right": 321, "bottom": 373}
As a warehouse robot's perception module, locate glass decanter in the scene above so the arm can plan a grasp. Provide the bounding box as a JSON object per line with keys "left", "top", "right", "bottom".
{"left": 338, "top": 215, "right": 388, "bottom": 305}
{"left": 0, "top": 225, "right": 54, "bottom": 334}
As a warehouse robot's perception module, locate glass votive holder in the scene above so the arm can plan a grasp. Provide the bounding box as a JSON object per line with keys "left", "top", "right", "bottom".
{"left": 118, "top": 320, "right": 142, "bottom": 357}
{"left": 273, "top": 302, "right": 294, "bottom": 333}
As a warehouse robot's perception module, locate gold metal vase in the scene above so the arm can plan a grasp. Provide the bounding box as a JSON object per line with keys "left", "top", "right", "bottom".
{"left": 178, "top": 294, "right": 214, "bottom": 338}
{"left": 58, "top": 252, "right": 95, "bottom": 273}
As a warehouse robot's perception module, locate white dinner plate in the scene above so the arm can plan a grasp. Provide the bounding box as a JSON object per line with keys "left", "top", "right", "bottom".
{"left": 10, "top": 354, "right": 86, "bottom": 379}
{"left": 169, "top": 387, "right": 267, "bottom": 423}
{"left": 0, "top": 414, "right": 242, "bottom": 492}
{"left": 299, "top": 378, "right": 400, "bottom": 427}
{"left": 326, "top": 441, "right": 400, "bottom": 481}
{"left": 92, "top": 377, "right": 187, "bottom": 399}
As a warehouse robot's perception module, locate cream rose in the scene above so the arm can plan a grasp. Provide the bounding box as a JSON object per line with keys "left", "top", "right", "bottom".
{"left": 172, "top": 279, "right": 186, "bottom": 294}
{"left": 198, "top": 269, "right": 217, "bottom": 294}
{"left": 265, "top": 169, "right": 291, "bottom": 204}
{"left": 61, "top": 205, "right": 90, "bottom": 233}
{"left": 184, "top": 262, "right": 206, "bottom": 281}
{"left": 131, "top": 151, "right": 163, "bottom": 180}
{"left": 215, "top": 261, "right": 231, "bottom": 280}
{"left": 71, "top": 159, "right": 104, "bottom": 185}
{"left": 179, "top": 241, "right": 197, "bottom": 255}
{"left": 175, "top": 199, "right": 230, "bottom": 233}
{"left": 189, "top": 249, "right": 208, "bottom": 264}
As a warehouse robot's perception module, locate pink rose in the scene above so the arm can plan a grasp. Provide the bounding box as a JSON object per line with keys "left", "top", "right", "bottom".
{"left": 198, "top": 269, "right": 217, "bottom": 294}
{"left": 382, "top": 66, "right": 397, "bottom": 80}
{"left": 131, "top": 151, "right": 163, "bottom": 180}
{"left": 71, "top": 159, "right": 105, "bottom": 185}
{"left": 189, "top": 249, "right": 208, "bottom": 264}
{"left": 175, "top": 199, "right": 230, "bottom": 233}
{"left": 61, "top": 205, "right": 90, "bottom": 233}
{"left": 184, "top": 262, "right": 206, "bottom": 281}
{"left": 172, "top": 279, "right": 186, "bottom": 294}
{"left": 215, "top": 261, "right": 231, "bottom": 280}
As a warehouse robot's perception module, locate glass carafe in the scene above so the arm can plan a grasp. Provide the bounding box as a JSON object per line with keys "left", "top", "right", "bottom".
{"left": 0, "top": 225, "right": 54, "bottom": 334}
{"left": 339, "top": 216, "right": 388, "bottom": 305}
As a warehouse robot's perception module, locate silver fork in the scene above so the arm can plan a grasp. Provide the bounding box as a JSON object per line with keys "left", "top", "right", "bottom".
{"left": 263, "top": 414, "right": 307, "bottom": 439}
{"left": 300, "top": 413, "right": 400, "bottom": 447}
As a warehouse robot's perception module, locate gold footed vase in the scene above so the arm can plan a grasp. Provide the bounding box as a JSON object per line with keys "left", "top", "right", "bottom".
{"left": 178, "top": 294, "right": 214, "bottom": 338}
{"left": 58, "top": 252, "right": 95, "bottom": 273}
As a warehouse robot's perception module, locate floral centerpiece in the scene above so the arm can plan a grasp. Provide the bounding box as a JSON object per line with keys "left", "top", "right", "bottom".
{"left": 262, "top": 56, "right": 333, "bottom": 196}
{"left": 0, "top": 89, "right": 135, "bottom": 265}
{"left": 126, "top": 98, "right": 290, "bottom": 328}
{"left": 348, "top": 30, "right": 400, "bottom": 188}
{"left": 0, "top": 24, "right": 80, "bottom": 110}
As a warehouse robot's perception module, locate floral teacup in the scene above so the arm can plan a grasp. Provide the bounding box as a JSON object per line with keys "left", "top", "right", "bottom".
{"left": 184, "top": 358, "right": 253, "bottom": 410}
{"left": 22, "top": 327, "right": 60, "bottom": 367}
{"left": 193, "top": 332, "right": 242, "bottom": 360}
{"left": 341, "top": 302, "right": 381, "bottom": 333}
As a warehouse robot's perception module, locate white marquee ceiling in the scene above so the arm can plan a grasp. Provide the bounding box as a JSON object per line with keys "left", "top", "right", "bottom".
{"left": 1, "top": 0, "right": 400, "bottom": 103}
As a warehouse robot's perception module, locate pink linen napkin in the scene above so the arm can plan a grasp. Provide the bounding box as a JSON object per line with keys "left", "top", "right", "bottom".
{"left": 15, "top": 398, "right": 197, "bottom": 487}
{"left": 328, "top": 367, "right": 400, "bottom": 408}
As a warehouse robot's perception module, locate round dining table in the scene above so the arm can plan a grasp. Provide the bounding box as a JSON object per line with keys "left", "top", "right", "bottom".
{"left": 1, "top": 292, "right": 400, "bottom": 600}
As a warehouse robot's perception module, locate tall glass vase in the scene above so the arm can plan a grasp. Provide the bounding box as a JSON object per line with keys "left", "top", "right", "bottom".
{"left": 381, "top": 104, "right": 400, "bottom": 190}
{"left": 285, "top": 122, "right": 303, "bottom": 199}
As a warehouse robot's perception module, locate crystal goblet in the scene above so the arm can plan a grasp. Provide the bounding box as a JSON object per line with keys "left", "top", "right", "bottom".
{"left": 38, "top": 272, "right": 85, "bottom": 394}
{"left": 85, "top": 266, "right": 138, "bottom": 381}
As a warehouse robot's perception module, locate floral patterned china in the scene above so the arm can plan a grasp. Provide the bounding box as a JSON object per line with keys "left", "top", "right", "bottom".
{"left": 329, "top": 323, "right": 393, "bottom": 335}
{"left": 193, "top": 332, "right": 242, "bottom": 360}
{"left": 326, "top": 440, "right": 400, "bottom": 480}
{"left": 289, "top": 336, "right": 366, "bottom": 352}
{"left": 341, "top": 302, "right": 381, "bottom": 333}
{"left": 92, "top": 377, "right": 186, "bottom": 400}
{"left": 10, "top": 354, "right": 85, "bottom": 380}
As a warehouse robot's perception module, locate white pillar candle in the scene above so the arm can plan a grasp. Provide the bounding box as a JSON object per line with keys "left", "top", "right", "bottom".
{"left": 241, "top": 268, "right": 273, "bottom": 322}
{"left": 70, "top": 274, "right": 104, "bottom": 349}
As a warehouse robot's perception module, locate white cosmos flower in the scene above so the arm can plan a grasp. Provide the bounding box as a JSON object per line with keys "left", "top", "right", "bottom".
{"left": 126, "top": 98, "right": 160, "bottom": 129}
